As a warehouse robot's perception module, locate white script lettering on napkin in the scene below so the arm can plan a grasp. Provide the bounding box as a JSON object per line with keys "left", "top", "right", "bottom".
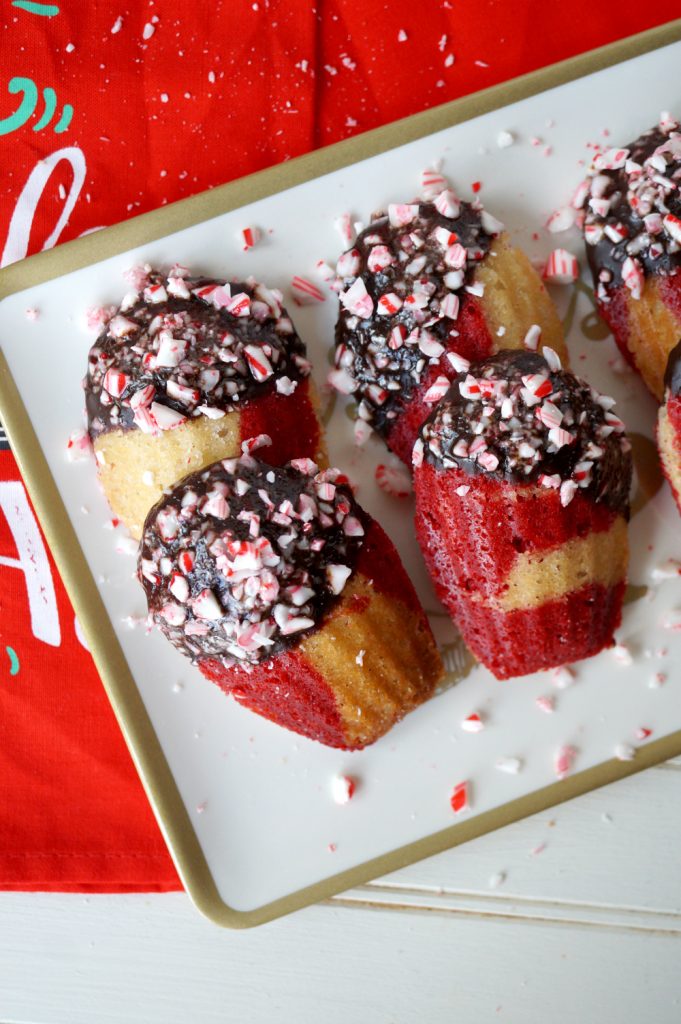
{"left": 0, "top": 481, "right": 60, "bottom": 646}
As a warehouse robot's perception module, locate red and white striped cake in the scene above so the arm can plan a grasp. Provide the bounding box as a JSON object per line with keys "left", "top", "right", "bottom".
{"left": 413, "top": 348, "right": 633, "bottom": 679}
{"left": 138, "top": 453, "right": 442, "bottom": 749}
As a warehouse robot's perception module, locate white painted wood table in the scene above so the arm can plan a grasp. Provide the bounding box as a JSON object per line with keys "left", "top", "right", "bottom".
{"left": 1, "top": 758, "right": 679, "bottom": 1023}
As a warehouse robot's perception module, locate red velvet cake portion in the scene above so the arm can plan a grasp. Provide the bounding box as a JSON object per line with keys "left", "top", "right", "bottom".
{"left": 414, "top": 348, "right": 632, "bottom": 679}
{"left": 658, "top": 273, "right": 681, "bottom": 322}
{"left": 239, "top": 376, "right": 323, "bottom": 468}
{"left": 138, "top": 453, "right": 442, "bottom": 748}
{"left": 415, "top": 462, "right": 619, "bottom": 609}
{"left": 201, "top": 647, "right": 347, "bottom": 749}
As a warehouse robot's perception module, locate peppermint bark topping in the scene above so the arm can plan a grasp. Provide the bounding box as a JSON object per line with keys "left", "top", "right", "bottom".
{"left": 139, "top": 453, "right": 365, "bottom": 668}
{"left": 417, "top": 349, "right": 632, "bottom": 512}
{"left": 581, "top": 114, "right": 681, "bottom": 302}
{"left": 85, "top": 268, "right": 311, "bottom": 439}
{"left": 331, "top": 194, "right": 500, "bottom": 437}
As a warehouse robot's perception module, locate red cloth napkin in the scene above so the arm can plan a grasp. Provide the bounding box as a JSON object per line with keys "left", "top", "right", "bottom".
{"left": 0, "top": 2, "right": 677, "bottom": 892}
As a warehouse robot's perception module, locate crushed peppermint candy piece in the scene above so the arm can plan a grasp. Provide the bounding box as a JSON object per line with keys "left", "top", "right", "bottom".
{"left": 496, "top": 130, "right": 514, "bottom": 149}
{"left": 334, "top": 212, "right": 355, "bottom": 247}
{"left": 86, "top": 305, "right": 117, "bottom": 332}
{"left": 554, "top": 744, "right": 577, "bottom": 779}
{"left": 315, "top": 259, "right": 336, "bottom": 283}
{"left": 523, "top": 324, "right": 541, "bottom": 351}
{"left": 239, "top": 226, "right": 261, "bottom": 250}
{"left": 291, "top": 276, "right": 326, "bottom": 305}
{"left": 552, "top": 665, "right": 576, "bottom": 689}
{"left": 388, "top": 203, "right": 419, "bottom": 227}
{"left": 614, "top": 743, "right": 636, "bottom": 762}
{"left": 450, "top": 781, "right": 469, "bottom": 814}
{"left": 341, "top": 277, "right": 374, "bottom": 318}
{"left": 423, "top": 375, "right": 451, "bottom": 404}
{"left": 461, "top": 712, "right": 484, "bottom": 733}
{"left": 331, "top": 774, "right": 356, "bottom": 804}
{"left": 66, "top": 429, "right": 92, "bottom": 462}
{"left": 634, "top": 726, "right": 652, "bottom": 741}
{"left": 621, "top": 257, "right": 644, "bottom": 299}
{"left": 326, "top": 563, "right": 352, "bottom": 595}
{"left": 420, "top": 167, "right": 448, "bottom": 198}
{"left": 545, "top": 207, "right": 577, "bottom": 233}
{"left": 612, "top": 642, "right": 633, "bottom": 666}
{"left": 327, "top": 367, "right": 358, "bottom": 395}
{"left": 543, "top": 249, "right": 579, "bottom": 285}
{"left": 375, "top": 461, "right": 412, "bottom": 498}
{"left": 650, "top": 559, "right": 681, "bottom": 581}
{"left": 115, "top": 535, "right": 139, "bottom": 556}
{"left": 435, "top": 189, "right": 461, "bottom": 219}
{"left": 496, "top": 756, "right": 523, "bottom": 774}
{"left": 535, "top": 695, "right": 555, "bottom": 714}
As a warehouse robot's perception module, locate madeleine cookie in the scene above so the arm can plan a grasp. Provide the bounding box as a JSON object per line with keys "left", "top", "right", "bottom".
{"left": 331, "top": 195, "right": 567, "bottom": 464}
{"left": 86, "top": 268, "right": 325, "bottom": 536}
{"left": 138, "top": 454, "right": 442, "bottom": 749}
{"left": 413, "top": 348, "right": 632, "bottom": 679}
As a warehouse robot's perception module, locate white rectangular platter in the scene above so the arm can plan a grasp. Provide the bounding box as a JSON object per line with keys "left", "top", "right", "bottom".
{"left": 1, "top": 30, "right": 680, "bottom": 926}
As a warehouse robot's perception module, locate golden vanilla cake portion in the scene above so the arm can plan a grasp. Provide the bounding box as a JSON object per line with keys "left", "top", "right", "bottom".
{"left": 616, "top": 277, "right": 681, "bottom": 400}
{"left": 580, "top": 112, "right": 681, "bottom": 401}
{"left": 138, "top": 453, "right": 442, "bottom": 750}
{"left": 413, "top": 347, "right": 633, "bottom": 680}
{"left": 292, "top": 559, "right": 442, "bottom": 749}
{"left": 85, "top": 268, "right": 325, "bottom": 537}
{"left": 475, "top": 234, "right": 566, "bottom": 359}
{"left": 657, "top": 340, "right": 681, "bottom": 512}
{"left": 329, "top": 192, "right": 567, "bottom": 465}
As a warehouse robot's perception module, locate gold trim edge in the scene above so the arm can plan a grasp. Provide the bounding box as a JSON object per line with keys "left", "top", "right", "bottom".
{"left": 0, "top": 19, "right": 679, "bottom": 928}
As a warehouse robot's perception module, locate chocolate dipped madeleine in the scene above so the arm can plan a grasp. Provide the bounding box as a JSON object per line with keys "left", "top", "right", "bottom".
{"left": 580, "top": 112, "right": 681, "bottom": 400}
{"left": 85, "top": 267, "right": 325, "bottom": 537}
{"left": 138, "top": 452, "right": 443, "bottom": 750}
{"left": 330, "top": 193, "right": 567, "bottom": 464}
{"left": 413, "top": 347, "right": 632, "bottom": 679}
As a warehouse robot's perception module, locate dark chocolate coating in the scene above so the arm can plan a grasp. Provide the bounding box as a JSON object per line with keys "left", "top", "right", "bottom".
{"left": 333, "top": 200, "right": 495, "bottom": 436}
{"left": 419, "top": 349, "right": 632, "bottom": 516}
{"left": 85, "top": 271, "right": 309, "bottom": 439}
{"left": 138, "top": 455, "right": 366, "bottom": 668}
{"left": 582, "top": 123, "right": 681, "bottom": 292}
